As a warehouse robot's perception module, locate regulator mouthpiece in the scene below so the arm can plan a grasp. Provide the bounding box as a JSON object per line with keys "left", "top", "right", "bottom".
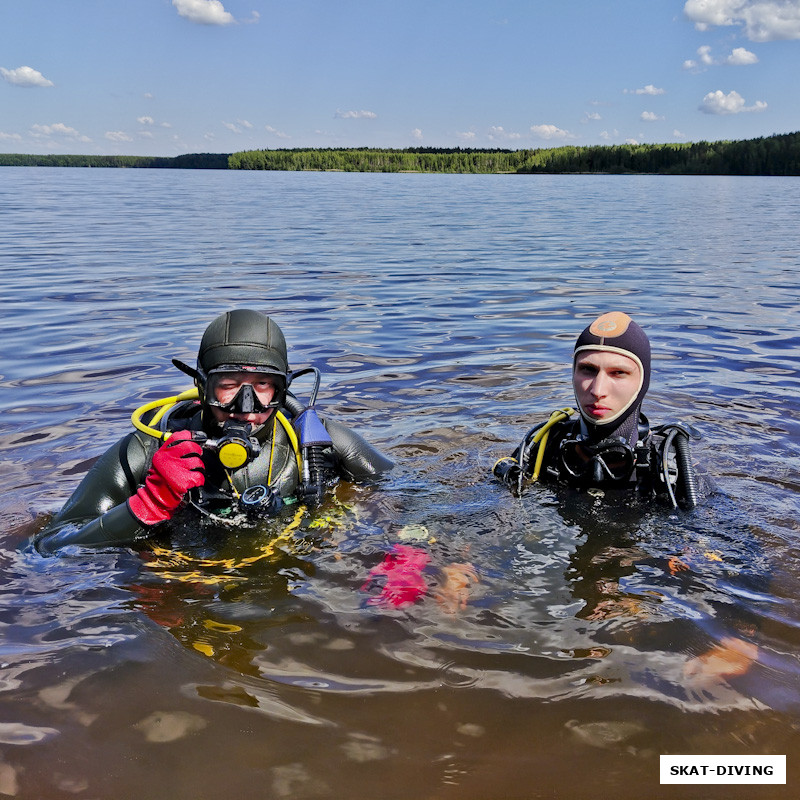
{"left": 197, "top": 421, "right": 261, "bottom": 469}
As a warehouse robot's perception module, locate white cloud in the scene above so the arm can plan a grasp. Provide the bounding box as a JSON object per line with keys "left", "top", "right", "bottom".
{"left": 684, "top": 0, "right": 800, "bottom": 41}
{"left": 583, "top": 111, "right": 602, "bottom": 122}
{"left": 0, "top": 131, "right": 23, "bottom": 141}
{"left": 237, "top": 119, "right": 254, "bottom": 129}
{"left": 265, "top": 125, "right": 290, "bottom": 139}
{"left": 599, "top": 129, "right": 619, "bottom": 140}
{"left": 30, "top": 123, "right": 90, "bottom": 142}
{"left": 334, "top": 109, "right": 378, "bottom": 119}
{"left": 223, "top": 121, "right": 242, "bottom": 133}
{"left": 411, "top": 128, "right": 423, "bottom": 141}
{"left": 699, "top": 88, "right": 768, "bottom": 114}
{"left": 456, "top": 131, "right": 476, "bottom": 142}
{"left": 727, "top": 46, "right": 759, "bottom": 63}
{"left": 173, "top": 0, "right": 234, "bottom": 25}
{"left": 1, "top": 66, "right": 54, "bottom": 87}
{"left": 699, "top": 44, "right": 715, "bottom": 65}
{"left": 685, "top": 43, "right": 759, "bottom": 68}
{"left": 137, "top": 116, "right": 155, "bottom": 126}
{"left": 673, "top": 129, "right": 687, "bottom": 138}
{"left": 488, "top": 126, "right": 521, "bottom": 141}
{"left": 640, "top": 111, "right": 665, "bottom": 122}
{"left": 105, "top": 131, "right": 133, "bottom": 142}
{"left": 626, "top": 138, "right": 640, "bottom": 145}
{"left": 530, "top": 124, "right": 575, "bottom": 140}
{"left": 684, "top": 44, "right": 714, "bottom": 69}
{"left": 626, "top": 84, "right": 666, "bottom": 95}
{"left": 697, "top": 44, "right": 714, "bottom": 67}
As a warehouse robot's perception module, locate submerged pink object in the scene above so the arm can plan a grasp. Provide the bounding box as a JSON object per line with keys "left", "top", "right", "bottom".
{"left": 362, "top": 544, "right": 429, "bottom": 607}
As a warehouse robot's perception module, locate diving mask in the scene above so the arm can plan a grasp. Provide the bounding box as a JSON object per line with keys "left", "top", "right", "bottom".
{"left": 205, "top": 369, "right": 282, "bottom": 415}
{"left": 558, "top": 435, "right": 637, "bottom": 484}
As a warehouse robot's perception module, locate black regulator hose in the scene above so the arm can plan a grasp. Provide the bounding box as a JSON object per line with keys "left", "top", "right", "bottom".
{"left": 662, "top": 427, "right": 698, "bottom": 510}
{"left": 674, "top": 430, "right": 698, "bottom": 509}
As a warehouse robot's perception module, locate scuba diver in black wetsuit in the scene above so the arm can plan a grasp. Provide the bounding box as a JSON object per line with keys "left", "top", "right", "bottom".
{"left": 32, "top": 309, "right": 393, "bottom": 554}
{"left": 493, "top": 311, "right": 698, "bottom": 509}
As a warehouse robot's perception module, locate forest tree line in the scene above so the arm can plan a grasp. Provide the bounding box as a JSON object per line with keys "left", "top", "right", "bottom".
{"left": 0, "top": 153, "right": 229, "bottom": 169}
{"left": 229, "top": 132, "right": 800, "bottom": 175}
{"left": 2, "top": 131, "right": 799, "bottom": 174}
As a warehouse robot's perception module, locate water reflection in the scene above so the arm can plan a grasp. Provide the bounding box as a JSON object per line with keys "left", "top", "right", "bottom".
{"left": 2, "top": 171, "right": 800, "bottom": 797}
{"left": 100, "top": 470, "right": 796, "bottom": 725}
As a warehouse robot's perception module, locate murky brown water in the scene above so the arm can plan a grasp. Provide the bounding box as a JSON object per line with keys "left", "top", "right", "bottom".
{"left": 1, "top": 169, "right": 799, "bottom": 798}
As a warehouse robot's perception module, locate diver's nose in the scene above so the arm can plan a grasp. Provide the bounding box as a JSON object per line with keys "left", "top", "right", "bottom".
{"left": 590, "top": 371, "right": 609, "bottom": 399}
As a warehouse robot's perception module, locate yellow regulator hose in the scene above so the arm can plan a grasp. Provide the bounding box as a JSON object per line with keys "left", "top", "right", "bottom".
{"left": 131, "top": 388, "right": 301, "bottom": 468}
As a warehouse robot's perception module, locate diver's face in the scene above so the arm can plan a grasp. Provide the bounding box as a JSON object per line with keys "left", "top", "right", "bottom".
{"left": 210, "top": 372, "right": 277, "bottom": 426}
{"left": 573, "top": 351, "right": 641, "bottom": 423}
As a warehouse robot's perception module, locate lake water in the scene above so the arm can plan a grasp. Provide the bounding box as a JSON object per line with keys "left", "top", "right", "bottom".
{"left": 1, "top": 167, "right": 799, "bottom": 798}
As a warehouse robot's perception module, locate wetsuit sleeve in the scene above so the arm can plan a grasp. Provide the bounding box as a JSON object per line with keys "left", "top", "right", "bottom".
{"left": 32, "top": 431, "right": 157, "bottom": 554}
{"left": 323, "top": 418, "right": 394, "bottom": 481}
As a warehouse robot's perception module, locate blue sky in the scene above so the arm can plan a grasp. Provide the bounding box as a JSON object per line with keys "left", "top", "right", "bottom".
{"left": 2, "top": 0, "right": 799, "bottom": 156}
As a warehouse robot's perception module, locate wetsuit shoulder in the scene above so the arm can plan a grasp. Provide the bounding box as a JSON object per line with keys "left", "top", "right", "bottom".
{"left": 493, "top": 414, "right": 577, "bottom": 492}
{"left": 518, "top": 417, "right": 577, "bottom": 481}
{"left": 282, "top": 393, "right": 392, "bottom": 481}
{"left": 323, "top": 418, "right": 394, "bottom": 480}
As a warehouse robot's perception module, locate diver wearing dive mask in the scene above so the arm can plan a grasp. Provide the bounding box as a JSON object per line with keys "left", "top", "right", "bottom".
{"left": 206, "top": 370, "right": 281, "bottom": 422}
{"left": 32, "top": 310, "right": 393, "bottom": 554}
{"left": 493, "top": 312, "right": 698, "bottom": 508}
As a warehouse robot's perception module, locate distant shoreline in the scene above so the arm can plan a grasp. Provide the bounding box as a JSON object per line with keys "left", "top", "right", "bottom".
{"left": 2, "top": 131, "right": 799, "bottom": 175}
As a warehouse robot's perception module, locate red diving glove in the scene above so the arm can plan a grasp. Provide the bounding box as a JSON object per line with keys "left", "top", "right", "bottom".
{"left": 362, "top": 544, "right": 430, "bottom": 608}
{"left": 128, "top": 431, "right": 205, "bottom": 526}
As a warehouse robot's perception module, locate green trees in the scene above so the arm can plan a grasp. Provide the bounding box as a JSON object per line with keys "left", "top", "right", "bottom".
{"left": 0, "top": 153, "right": 229, "bottom": 168}
{"left": 3, "top": 132, "right": 799, "bottom": 174}
{"left": 227, "top": 134, "right": 800, "bottom": 175}
{"left": 227, "top": 147, "right": 531, "bottom": 173}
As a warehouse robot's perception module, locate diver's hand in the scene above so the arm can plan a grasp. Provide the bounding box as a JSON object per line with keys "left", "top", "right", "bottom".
{"left": 684, "top": 636, "right": 758, "bottom": 687}
{"left": 128, "top": 431, "right": 205, "bottom": 526}
{"left": 435, "top": 562, "right": 479, "bottom": 614}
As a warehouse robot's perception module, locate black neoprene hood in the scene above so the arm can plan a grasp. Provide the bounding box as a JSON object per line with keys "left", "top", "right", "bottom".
{"left": 197, "top": 309, "right": 289, "bottom": 378}
{"left": 572, "top": 311, "right": 651, "bottom": 444}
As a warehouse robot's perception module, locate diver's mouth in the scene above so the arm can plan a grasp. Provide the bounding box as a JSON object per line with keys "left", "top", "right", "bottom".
{"left": 224, "top": 412, "right": 271, "bottom": 423}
